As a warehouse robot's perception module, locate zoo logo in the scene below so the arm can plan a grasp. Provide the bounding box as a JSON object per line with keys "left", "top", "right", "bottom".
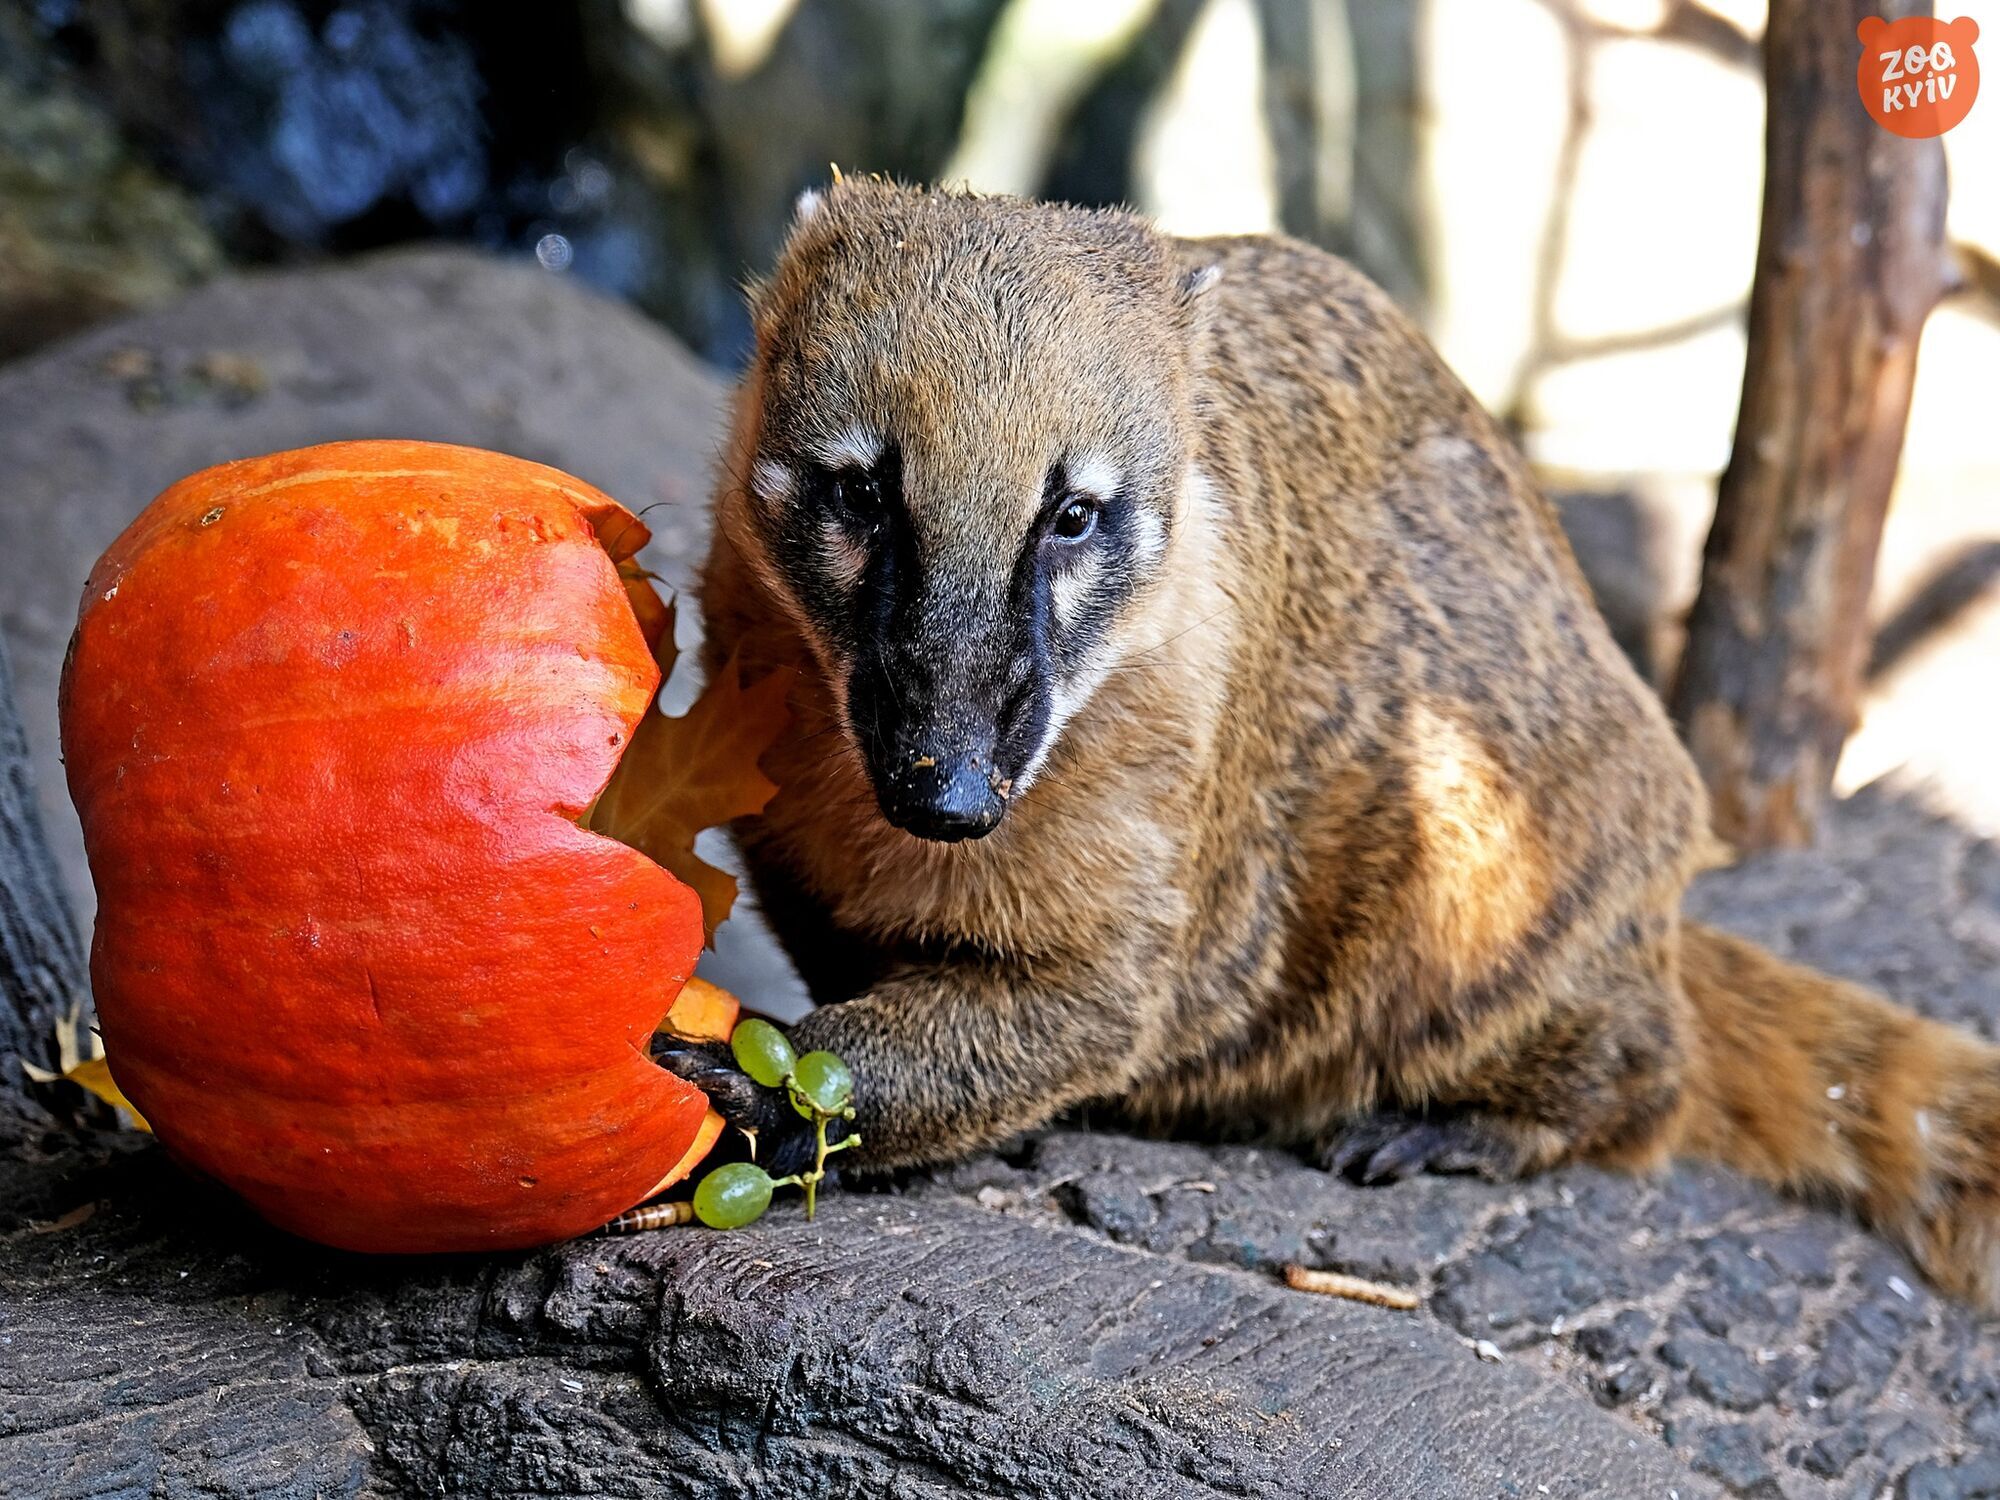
{"left": 1858, "top": 15, "right": 1980, "bottom": 138}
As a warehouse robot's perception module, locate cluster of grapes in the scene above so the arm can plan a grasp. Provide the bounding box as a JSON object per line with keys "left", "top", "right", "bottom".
{"left": 690, "top": 1019, "right": 858, "bottom": 1229}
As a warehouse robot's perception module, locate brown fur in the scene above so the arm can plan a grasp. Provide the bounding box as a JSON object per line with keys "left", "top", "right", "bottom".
{"left": 697, "top": 180, "right": 2000, "bottom": 1306}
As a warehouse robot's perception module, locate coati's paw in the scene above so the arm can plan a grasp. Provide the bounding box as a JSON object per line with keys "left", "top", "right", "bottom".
{"left": 649, "top": 1033, "right": 846, "bottom": 1179}
{"left": 649, "top": 1036, "right": 787, "bottom": 1132}
{"left": 1318, "top": 1113, "right": 1533, "bottom": 1185}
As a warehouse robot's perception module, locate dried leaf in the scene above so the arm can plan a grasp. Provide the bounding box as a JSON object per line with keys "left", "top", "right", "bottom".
{"left": 29, "top": 1054, "right": 151, "bottom": 1131}
{"left": 589, "top": 650, "right": 795, "bottom": 944}
{"left": 622, "top": 569, "right": 676, "bottom": 676}
{"left": 33, "top": 1203, "right": 97, "bottom": 1235}
{"left": 581, "top": 500, "right": 676, "bottom": 669}
{"left": 657, "top": 976, "right": 742, "bottom": 1042}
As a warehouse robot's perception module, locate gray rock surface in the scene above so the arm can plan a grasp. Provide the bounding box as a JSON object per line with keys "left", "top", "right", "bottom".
{"left": 0, "top": 1140, "right": 1703, "bottom": 1500}
{"left": 0, "top": 633, "right": 80, "bottom": 1129}
{"left": 0, "top": 245, "right": 805, "bottom": 1015}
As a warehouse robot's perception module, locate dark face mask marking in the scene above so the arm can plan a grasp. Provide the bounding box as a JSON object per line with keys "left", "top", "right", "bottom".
{"left": 769, "top": 439, "right": 1149, "bottom": 842}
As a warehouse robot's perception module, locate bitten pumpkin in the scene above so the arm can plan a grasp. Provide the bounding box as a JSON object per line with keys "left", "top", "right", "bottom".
{"left": 60, "top": 440, "right": 726, "bottom": 1252}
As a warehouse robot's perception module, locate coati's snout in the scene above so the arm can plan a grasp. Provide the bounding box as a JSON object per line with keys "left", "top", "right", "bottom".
{"left": 875, "top": 753, "right": 1005, "bottom": 842}
{"left": 846, "top": 619, "right": 1050, "bottom": 843}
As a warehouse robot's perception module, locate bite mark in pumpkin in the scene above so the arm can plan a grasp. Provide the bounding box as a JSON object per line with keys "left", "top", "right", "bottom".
{"left": 578, "top": 539, "right": 796, "bottom": 945}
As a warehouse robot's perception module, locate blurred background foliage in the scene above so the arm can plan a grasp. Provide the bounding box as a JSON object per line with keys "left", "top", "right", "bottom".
{"left": 2, "top": 0, "right": 1997, "bottom": 823}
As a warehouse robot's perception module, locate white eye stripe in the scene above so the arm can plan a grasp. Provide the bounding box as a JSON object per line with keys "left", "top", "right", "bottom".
{"left": 1065, "top": 450, "right": 1123, "bottom": 503}
{"left": 1049, "top": 551, "right": 1103, "bottom": 625}
{"left": 1015, "top": 646, "right": 1113, "bottom": 791}
{"left": 814, "top": 425, "right": 885, "bottom": 472}
{"left": 1127, "top": 506, "right": 1166, "bottom": 568}
{"left": 1017, "top": 464, "right": 1215, "bottom": 794}
{"left": 750, "top": 459, "right": 795, "bottom": 504}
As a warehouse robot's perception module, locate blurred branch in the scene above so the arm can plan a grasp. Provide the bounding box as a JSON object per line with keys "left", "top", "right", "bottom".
{"left": 1868, "top": 542, "right": 2000, "bottom": 683}
{"left": 1948, "top": 241, "right": 2000, "bottom": 326}
{"left": 1041, "top": 0, "right": 1206, "bottom": 209}
{"left": 1259, "top": 0, "right": 1321, "bottom": 243}
{"left": 1552, "top": 0, "right": 1760, "bottom": 69}
{"left": 1506, "top": 0, "right": 1759, "bottom": 425}
{"left": 1670, "top": 0, "right": 1948, "bottom": 850}
{"left": 1539, "top": 299, "right": 1744, "bottom": 363}
{"left": 1502, "top": 0, "right": 1592, "bottom": 428}
{"left": 1247, "top": 1, "right": 1433, "bottom": 311}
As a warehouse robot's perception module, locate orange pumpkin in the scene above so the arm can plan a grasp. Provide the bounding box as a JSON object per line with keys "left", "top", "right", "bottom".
{"left": 60, "top": 441, "right": 729, "bottom": 1252}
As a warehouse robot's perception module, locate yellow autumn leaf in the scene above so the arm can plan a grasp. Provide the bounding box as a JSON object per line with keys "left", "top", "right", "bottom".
{"left": 589, "top": 649, "right": 795, "bottom": 944}
{"left": 22, "top": 1051, "right": 151, "bottom": 1132}
{"left": 69, "top": 1056, "right": 149, "bottom": 1130}
{"left": 657, "top": 975, "right": 743, "bottom": 1042}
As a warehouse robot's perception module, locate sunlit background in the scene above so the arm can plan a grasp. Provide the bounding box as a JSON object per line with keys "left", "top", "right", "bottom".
{"left": 5, "top": 0, "right": 1998, "bottom": 832}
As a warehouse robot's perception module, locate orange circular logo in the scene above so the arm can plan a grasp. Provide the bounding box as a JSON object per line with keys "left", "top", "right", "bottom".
{"left": 1859, "top": 15, "right": 1980, "bottom": 137}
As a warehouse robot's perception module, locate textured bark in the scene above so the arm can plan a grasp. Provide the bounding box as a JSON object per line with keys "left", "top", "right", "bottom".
{"left": 1040, "top": 0, "right": 1208, "bottom": 211}
{"left": 0, "top": 633, "right": 84, "bottom": 1115}
{"left": 1670, "top": 0, "right": 1949, "bottom": 849}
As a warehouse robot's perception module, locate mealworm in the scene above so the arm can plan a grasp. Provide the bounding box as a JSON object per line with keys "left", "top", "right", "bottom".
{"left": 1281, "top": 1263, "right": 1420, "bottom": 1310}
{"left": 598, "top": 1200, "right": 695, "bottom": 1234}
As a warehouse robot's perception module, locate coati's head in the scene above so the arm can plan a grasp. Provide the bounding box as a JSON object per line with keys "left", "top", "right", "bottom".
{"left": 722, "top": 180, "right": 1218, "bottom": 842}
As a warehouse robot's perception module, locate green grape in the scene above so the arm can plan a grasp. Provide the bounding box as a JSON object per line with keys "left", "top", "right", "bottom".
{"left": 692, "top": 1161, "right": 774, "bottom": 1229}
{"left": 731, "top": 1017, "right": 796, "bottom": 1088}
{"left": 791, "top": 1050, "right": 854, "bottom": 1114}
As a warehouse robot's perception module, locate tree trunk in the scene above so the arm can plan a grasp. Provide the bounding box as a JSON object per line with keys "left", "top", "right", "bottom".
{"left": 0, "top": 634, "right": 85, "bottom": 1124}
{"left": 1669, "top": 0, "right": 1949, "bottom": 849}
{"left": 1041, "top": 0, "right": 1209, "bottom": 211}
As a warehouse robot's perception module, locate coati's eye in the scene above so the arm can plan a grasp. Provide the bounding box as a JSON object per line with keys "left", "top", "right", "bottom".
{"left": 830, "top": 468, "right": 883, "bottom": 521}
{"left": 1050, "top": 496, "right": 1098, "bottom": 544}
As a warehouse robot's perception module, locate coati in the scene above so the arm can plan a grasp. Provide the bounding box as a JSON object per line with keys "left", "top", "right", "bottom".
{"left": 656, "top": 178, "right": 2000, "bottom": 1306}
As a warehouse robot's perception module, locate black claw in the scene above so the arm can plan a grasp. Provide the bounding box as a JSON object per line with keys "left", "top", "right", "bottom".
{"left": 651, "top": 1035, "right": 778, "bottom": 1135}
{"left": 651, "top": 1036, "right": 730, "bottom": 1078}
{"left": 1321, "top": 1117, "right": 1408, "bottom": 1182}
{"left": 701, "top": 1072, "right": 788, "bottom": 1133}
{"left": 1427, "top": 1143, "right": 1494, "bottom": 1177}
{"left": 647, "top": 1022, "right": 843, "bottom": 1170}
{"left": 1321, "top": 1114, "right": 1521, "bottom": 1185}
{"left": 1359, "top": 1125, "right": 1447, "bottom": 1184}
{"left": 1327, "top": 1132, "right": 1380, "bottom": 1180}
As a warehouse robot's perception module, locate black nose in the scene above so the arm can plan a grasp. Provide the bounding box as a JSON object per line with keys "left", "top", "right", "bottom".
{"left": 877, "top": 751, "right": 1006, "bottom": 842}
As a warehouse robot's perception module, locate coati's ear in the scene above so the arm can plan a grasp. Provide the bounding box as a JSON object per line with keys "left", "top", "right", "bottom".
{"left": 1173, "top": 263, "right": 1224, "bottom": 339}
{"left": 747, "top": 181, "right": 834, "bottom": 323}
{"left": 792, "top": 162, "right": 859, "bottom": 229}
{"left": 1181, "top": 264, "right": 1224, "bottom": 302}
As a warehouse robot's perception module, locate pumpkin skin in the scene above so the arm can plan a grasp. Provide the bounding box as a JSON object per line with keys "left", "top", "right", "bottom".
{"left": 60, "top": 440, "right": 712, "bottom": 1253}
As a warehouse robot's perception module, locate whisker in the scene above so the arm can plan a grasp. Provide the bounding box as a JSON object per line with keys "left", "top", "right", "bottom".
{"left": 1111, "top": 603, "right": 1237, "bottom": 669}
